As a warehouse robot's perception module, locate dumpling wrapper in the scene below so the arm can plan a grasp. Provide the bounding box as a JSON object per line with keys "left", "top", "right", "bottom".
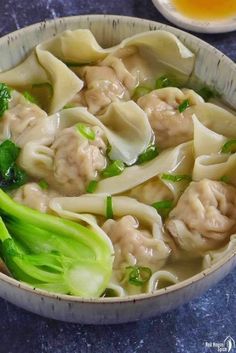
{"left": 193, "top": 153, "right": 236, "bottom": 185}
{"left": 18, "top": 102, "right": 152, "bottom": 179}
{"left": 190, "top": 102, "right": 236, "bottom": 138}
{"left": 193, "top": 115, "right": 227, "bottom": 157}
{"left": 0, "top": 29, "right": 195, "bottom": 114}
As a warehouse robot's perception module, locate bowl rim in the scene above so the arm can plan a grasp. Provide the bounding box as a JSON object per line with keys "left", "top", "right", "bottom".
{"left": 0, "top": 14, "right": 236, "bottom": 304}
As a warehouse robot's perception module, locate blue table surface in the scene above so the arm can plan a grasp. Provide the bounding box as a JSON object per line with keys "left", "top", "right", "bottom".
{"left": 0, "top": 1, "right": 236, "bottom": 352}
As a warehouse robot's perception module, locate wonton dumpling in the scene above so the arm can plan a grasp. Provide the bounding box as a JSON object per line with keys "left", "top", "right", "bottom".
{"left": 0, "top": 91, "right": 47, "bottom": 143}
{"left": 12, "top": 182, "right": 58, "bottom": 213}
{"left": 102, "top": 215, "right": 167, "bottom": 272}
{"left": 166, "top": 179, "right": 236, "bottom": 253}
{"left": 138, "top": 88, "right": 204, "bottom": 148}
{"left": 75, "top": 65, "right": 129, "bottom": 114}
{"left": 51, "top": 125, "right": 107, "bottom": 195}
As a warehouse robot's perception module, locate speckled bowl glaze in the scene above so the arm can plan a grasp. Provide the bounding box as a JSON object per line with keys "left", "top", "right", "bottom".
{"left": 0, "top": 15, "right": 236, "bottom": 324}
{"left": 152, "top": 0, "right": 236, "bottom": 33}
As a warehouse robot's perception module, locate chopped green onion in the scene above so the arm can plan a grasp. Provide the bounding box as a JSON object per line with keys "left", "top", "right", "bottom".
{"left": 156, "top": 75, "right": 171, "bottom": 89}
{"left": 76, "top": 123, "right": 95, "bottom": 140}
{"left": 102, "top": 160, "right": 125, "bottom": 178}
{"left": 161, "top": 173, "right": 192, "bottom": 182}
{"left": 126, "top": 266, "right": 152, "bottom": 286}
{"left": 0, "top": 83, "right": 11, "bottom": 117}
{"left": 178, "top": 99, "right": 190, "bottom": 113}
{"left": 198, "top": 87, "right": 217, "bottom": 101}
{"left": 136, "top": 145, "right": 159, "bottom": 165}
{"left": 63, "top": 103, "right": 76, "bottom": 109}
{"left": 132, "top": 86, "right": 152, "bottom": 100}
{"left": 220, "top": 175, "right": 230, "bottom": 183}
{"left": 106, "top": 196, "right": 113, "bottom": 219}
{"left": 86, "top": 180, "right": 98, "bottom": 193}
{"left": 38, "top": 180, "right": 49, "bottom": 190}
{"left": 23, "top": 91, "right": 38, "bottom": 105}
{"left": 152, "top": 200, "right": 173, "bottom": 218}
{"left": 155, "top": 75, "right": 179, "bottom": 89}
{"left": 221, "top": 139, "right": 236, "bottom": 154}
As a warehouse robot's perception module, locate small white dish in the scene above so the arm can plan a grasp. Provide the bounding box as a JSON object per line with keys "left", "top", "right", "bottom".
{"left": 152, "top": 0, "right": 236, "bottom": 33}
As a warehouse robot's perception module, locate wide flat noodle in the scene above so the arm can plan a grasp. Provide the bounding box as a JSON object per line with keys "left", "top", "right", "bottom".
{"left": 96, "top": 141, "right": 194, "bottom": 199}
{"left": 49, "top": 195, "right": 165, "bottom": 240}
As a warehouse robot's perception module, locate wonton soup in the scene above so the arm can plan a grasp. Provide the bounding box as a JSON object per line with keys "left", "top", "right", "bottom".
{"left": 0, "top": 29, "right": 235, "bottom": 298}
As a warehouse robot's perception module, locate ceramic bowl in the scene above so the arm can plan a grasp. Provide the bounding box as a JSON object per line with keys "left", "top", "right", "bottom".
{"left": 0, "top": 15, "right": 236, "bottom": 324}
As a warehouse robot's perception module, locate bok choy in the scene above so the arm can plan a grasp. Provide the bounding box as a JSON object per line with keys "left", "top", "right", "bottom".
{"left": 0, "top": 189, "right": 113, "bottom": 298}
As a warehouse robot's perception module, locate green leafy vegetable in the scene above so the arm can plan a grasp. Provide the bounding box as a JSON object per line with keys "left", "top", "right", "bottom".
{"left": 23, "top": 91, "right": 38, "bottom": 105}
{"left": 198, "top": 86, "right": 217, "bottom": 101}
{"left": 136, "top": 145, "right": 159, "bottom": 165}
{"left": 102, "top": 160, "right": 125, "bottom": 178}
{"left": 0, "top": 190, "right": 113, "bottom": 297}
{"left": 161, "top": 173, "right": 192, "bottom": 182}
{"left": 38, "top": 180, "right": 49, "bottom": 190}
{"left": 152, "top": 200, "right": 173, "bottom": 218}
{"left": 0, "top": 83, "right": 11, "bottom": 117}
{"left": 76, "top": 123, "right": 95, "bottom": 140}
{"left": 126, "top": 266, "right": 152, "bottom": 286}
{"left": 221, "top": 139, "right": 236, "bottom": 154}
{"left": 106, "top": 196, "right": 113, "bottom": 219}
{"left": 86, "top": 180, "right": 98, "bottom": 193}
{"left": 132, "top": 86, "right": 152, "bottom": 100}
{"left": 0, "top": 140, "right": 27, "bottom": 190}
{"left": 178, "top": 99, "right": 190, "bottom": 113}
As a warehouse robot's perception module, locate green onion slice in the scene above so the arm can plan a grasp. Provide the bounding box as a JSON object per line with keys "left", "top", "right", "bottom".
{"left": 136, "top": 145, "right": 159, "bottom": 165}
{"left": 178, "top": 99, "right": 190, "bottom": 113}
{"left": 221, "top": 139, "right": 236, "bottom": 154}
{"left": 198, "top": 86, "right": 217, "bottom": 101}
{"left": 126, "top": 266, "right": 152, "bottom": 286}
{"left": 106, "top": 196, "right": 113, "bottom": 219}
{"left": 102, "top": 160, "right": 125, "bottom": 178}
{"left": 219, "top": 175, "right": 230, "bottom": 183}
{"left": 152, "top": 200, "right": 173, "bottom": 210}
{"left": 23, "top": 91, "right": 38, "bottom": 105}
{"left": 63, "top": 103, "right": 76, "bottom": 109}
{"left": 155, "top": 75, "right": 179, "bottom": 89}
{"left": 86, "top": 180, "right": 98, "bottom": 193}
{"left": 152, "top": 200, "right": 173, "bottom": 218}
{"left": 38, "top": 180, "right": 49, "bottom": 190}
{"left": 161, "top": 173, "right": 192, "bottom": 182}
{"left": 76, "top": 123, "right": 95, "bottom": 140}
{"left": 132, "top": 86, "right": 152, "bottom": 100}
